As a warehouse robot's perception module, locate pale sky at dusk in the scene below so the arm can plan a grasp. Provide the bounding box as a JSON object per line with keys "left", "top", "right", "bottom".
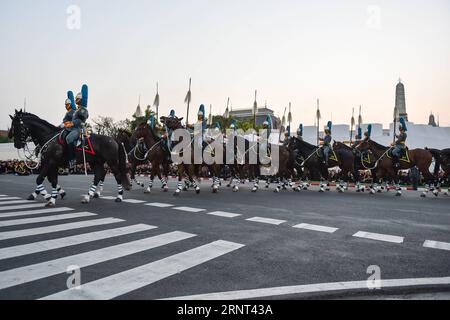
{"left": 1, "top": 0, "right": 449, "bottom": 130}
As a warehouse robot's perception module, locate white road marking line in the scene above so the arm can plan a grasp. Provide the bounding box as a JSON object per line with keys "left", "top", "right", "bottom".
{"left": 423, "top": 240, "right": 450, "bottom": 251}
{"left": 246, "top": 217, "right": 286, "bottom": 225}
{"left": 122, "top": 199, "right": 147, "bottom": 204}
{"left": 0, "top": 224, "right": 157, "bottom": 260}
{"left": 172, "top": 207, "right": 206, "bottom": 213}
{"left": 293, "top": 223, "right": 338, "bottom": 234}
{"left": 0, "top": 218, "right": 124, "bottom": 241}
{"left": 0, "top": 207, "right": 74, "bottom": 219}
{"left": 0, "top": 195, "right": 8, "bottom": 197}
{"left": 100, "top": 196, "right": 116, "bottom": 200}
{"left": 163, "top": 277, "right": 450, "bottom": 300}
{"left": 0, "top": 200, "right": 34, "bottom": 206}
{"left": 0, "top": 212, "right": 97, "bottom": 227}
{"left": 42, "top": 240, "right": 244, "bottom": 300}
{"left": 353, "top": 231, "right": 404, "bottom": 244}
{"left": 145, "top": 203, "right": 174, "bottom": 208}
{"left": 207, "top": 211, "right": 241, "bottom": 218}
{"left": 0, "top": 231, "right": 195, "bottom": 290}
{"left": 0, "top": 197, "right": 22, "bottom": 201}
{"left": 0, "top": 204, "right": 45, "bottom": 212}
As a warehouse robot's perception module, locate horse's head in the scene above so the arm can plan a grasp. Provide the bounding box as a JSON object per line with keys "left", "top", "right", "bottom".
{"left": 160, "top": 116, "right": 183, "bottom": 131}
{"left": 9, "top": 109, "right": 29, "bottom": 149}
{"left": 356, "top": 139, "right": 370, "bottom": 152}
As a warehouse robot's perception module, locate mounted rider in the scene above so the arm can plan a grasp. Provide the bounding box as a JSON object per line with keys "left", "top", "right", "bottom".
{"left": 319, "top": 121, "right": 333, "bottom": 166}
{"left": 60, "top": 92, "right": 76, "bottom": 130}
{"left": 160, "top": 109, "right": 176, "bottom": 163}
{"left": 66, "top": 85, "right": 89, "bottom": 169}
{"left": 296, "top": 124, "right": 304, "bottom": 141}
{"left": 391, "top": 117, "right": 408, "bottom": 170}
{"left": 259, "top": 115, "right": 272, "bottom": 156}
{"left": 352, "top": 127, "right": 363, "bottom": 149}
{"left": 187, "top": 104, "right": 207, "bottom": 151}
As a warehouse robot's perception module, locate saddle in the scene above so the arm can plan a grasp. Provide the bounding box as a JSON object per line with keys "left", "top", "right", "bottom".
{"left": 58, "top": 130, "right": 96, "bottom": 156}
{"left": 388, "top": 147, "right": 410, "bottom": 163}
{"left": 316, "top": 148, "right": 338, "bottom": 162}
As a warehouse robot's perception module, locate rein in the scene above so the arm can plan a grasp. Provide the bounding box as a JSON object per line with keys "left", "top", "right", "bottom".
{"left": 17, "top": 133, "right": 60, "bottom": 170}
{"left": 133, "top": 138, "right": 163, "bottom": 161}
{"left": 359, "top": 147, "right": 391, "bottom": 170}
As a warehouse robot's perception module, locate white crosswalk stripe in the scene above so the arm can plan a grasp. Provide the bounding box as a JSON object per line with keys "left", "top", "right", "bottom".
{"left": 0, "top": 207, "right": 74, "bottom": 219}
{"left": 100, "top": 196, "right": 116, "bottom": 200}
{"left": 0, "top": 212, "right": 97, "bottom": 227}
{"left": 0, "top": 200, "right": 34, "bottom": 206}
{"left": 0, "top": 197, "right": 22, "bottom": 201}
{"left": 353, "top": 231, "right": 404, "bottom": 244}
{"left": 0, "top": 218, "right": 124, "bottom": 241}
{"left": 423, "top": 240, "right": 450, "bottom": 251}
{"left": 0, "top": 204, "right": 44, "bottom": 212}
{"left": 246, "top": 217, "right": 286, "bottom": 225}
{"left": 172, "top": 207, "right": 206, "bottom": 213}
{"left": 145, "top": 203, "right": 174, "bottom": 208}
{"left": 293, "top": 223, "right": 339, "bottom": 234}
{"left": 42, "top": 240, "right": 244, "bottom": 300}
{"left": 122, "top": 199, "right": 147, "bottom": 204}
{"left": 0, "top": 231, "right": 196, "bottom": 290}
{"left": 0, "top": 224, "right": 157, "bottom": 260}
{"left": 207, "top": 211, "right": 241, "bottom": 218}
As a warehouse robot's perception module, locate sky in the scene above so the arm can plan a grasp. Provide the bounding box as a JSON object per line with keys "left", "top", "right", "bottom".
{"left": 1, "top": 0, "right": 450, "bottom": 130}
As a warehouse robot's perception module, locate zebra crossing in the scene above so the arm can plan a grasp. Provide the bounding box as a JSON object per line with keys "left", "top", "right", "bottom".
{"left": 0, "top": 194, "right": 245, "bottom": 300}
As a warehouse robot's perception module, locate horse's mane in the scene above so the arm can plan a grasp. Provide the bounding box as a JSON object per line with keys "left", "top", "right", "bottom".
{"left": 369, "top": 139, "right": 389, "bottom": 150}
{"left": 21, "top": 112, "right": 58, "bottom": 131}
{"left": 296, "top": 138, "right": 317, "bottom": 151}
{"left": 117, "top": 129, "right": 132, "bottom": 137}
{"left": 137, "top": 123, "right": 161, "bottom": 142}
{"left": 334, "top": 141, "right": 352, "bottom": 151}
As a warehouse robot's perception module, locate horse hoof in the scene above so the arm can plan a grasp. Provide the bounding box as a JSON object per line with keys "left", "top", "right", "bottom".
{"left": 45, "top": 202, "right": 55, "bottom": 208}
{"left": 44, "top": 195, "right": 52, "bottom": 201}
{"left": 196, "top": 188, "right": 201, "bottom": 195}
{"left": 319, "top": 189, "right": 325, "bottom": 193}
{"left": 93, "top": 193, "right": 99, "bottom": 199}
{"left": 233, "top": 186, "right": 239, "bottom": 192}
{"left": 370, "top": 189, "right": 375, "bottom": 195}
{"left": 174, "top": 190, "right": 181, "bottom": 196}
{"left": 60, "top": 192, "right": 66, "bottom": 200}
{"left": 396, "top": 192, "right": 402, "bottom": 197}
{"left": 144, "top": 188, "right": 151, "bottom": 194}
{"left": 294, "top": 187, "right": 300, "bottom": 192}
{"left": 252, "top": 188, "right": 257, "bottom": 193}
{"left": 421, "top": 193, "right": 426, "bottom": 198}
{"left": 27, "top": 194, "right": 36, "bottom": 201}
{"left": 115, "top": 198, "right": 122, "bottom": 203}
{"left": 433, "top": 191, "right": 439, "bottom": 197}
{"left": 226, "top": 184, "right": 231, "bottom": 188}
{"left": 163, "top": 188, "right": 169, "bottom": 193}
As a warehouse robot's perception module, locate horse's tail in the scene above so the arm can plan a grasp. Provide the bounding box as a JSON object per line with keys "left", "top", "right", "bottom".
{"left": 427, "top": 148, "right": 441, "bottom": 176}
{"left": 117, "top": 139, "right": 132, "bottom": 191}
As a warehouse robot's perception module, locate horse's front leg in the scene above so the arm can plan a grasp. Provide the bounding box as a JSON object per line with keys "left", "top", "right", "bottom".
{"left": 45, "top": 169, "right": 59, "bottom": 207}
{"left": 82, "top": 164, "right": 102, "bottom": 204}
{"left": 28, "top": 166, "right": 51, "bottom": 201}
{"left": 174, "top": 165, "right": 184, "bottom": 196}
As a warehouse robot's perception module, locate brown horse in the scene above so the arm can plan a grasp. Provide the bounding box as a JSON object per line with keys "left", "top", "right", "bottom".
{"left": 357, "top": 139, "right": 437, "bottom": 196}
{"left": 160, "top": 116, "right": 223, "bottom": 195}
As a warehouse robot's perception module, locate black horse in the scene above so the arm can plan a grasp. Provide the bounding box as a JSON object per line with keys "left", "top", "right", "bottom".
{"left": 287, "top": 137, "right": 354, "bottom": 192}
{"left": 9, "top": 110, "right": 130, "bottom": 207}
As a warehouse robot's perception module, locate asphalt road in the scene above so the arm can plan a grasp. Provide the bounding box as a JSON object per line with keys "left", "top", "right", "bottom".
{"left": 0, "top": 174, "right": 449, "bottom": 300}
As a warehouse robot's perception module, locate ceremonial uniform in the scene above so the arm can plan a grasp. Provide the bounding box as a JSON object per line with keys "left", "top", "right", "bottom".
{"left": 392, "top": 119, "right": 407, "bottom": 169}
{"left": 320, "top": 121, "right": 333, "bottom": 166}
{"left": 66, "top": 85, "right": 89, "bottom": 168}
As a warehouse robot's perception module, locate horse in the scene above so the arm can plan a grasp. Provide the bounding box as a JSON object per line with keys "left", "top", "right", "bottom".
{"left": 131, "top": 123, "right": 170, "bottom": 193}
{"left": 427, "top": 148, "right": 450, "bottom": 195}
{"left": 357, "top": 139, "right": 437, "bottom": 197}
{"left": 287, "top": 137, "right": 354, "bottom": 192}
{"left": 9, "top": 110, "right": 131, "bottom": 207}
{"left": 116, "top": 129, "right": 151, "bottom": 190}
{"left": 159, "top": 116, "right": 203, "bottom": 195}
{"left": 332, "top": 141, "right": 378, "bottom": 193}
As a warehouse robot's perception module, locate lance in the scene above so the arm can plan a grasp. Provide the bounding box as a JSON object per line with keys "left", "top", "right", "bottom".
{"left": 185, "top": 78, "right": 192, "bottom": 125}
{"left": 350, "top": 107, "right": 355, "bottom": 145}
{"left": 153, "top": 82, "right": 160, "bottom": 123}
{"left": 316, "top": 99, "right": 321, "bottom": 145}
{"left": 253, "top": 90, "right": 258, "bottom": 129}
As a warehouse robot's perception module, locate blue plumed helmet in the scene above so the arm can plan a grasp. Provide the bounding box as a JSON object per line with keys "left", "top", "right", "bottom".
{"left": 366, "top": 124, "right": 372, "bottom": 138}
{"left": 399, "top": 117, "right": 407, "bottom": 132}
{"left": 357, "top": 127, "right": 362, "bottom": 139}
{"left": 263, "top": 115, "right": 272, "bottom": 128}
{"left": 198, "top": 104, "right": 205, "bottom": 117}
{"left": 67, "top": 91, "right": 77, "bottom": 111}
{"left": 230, "top": 119, "right": 238, "bottom": 130}
{"left": 298, "top": 124, "right": 303, "bottom": 136}
{"left": 325, "top": 121, "right": 332, "bottom": 133}
{"left": 169, "top": 109, "right": 176, "bottom": 118}
{"left": 215, "top": 122, "right": 221, "bottom": 130}
{"left": 81, "top": 84, "right": 88, "bottom": 108}
{"left": 149, "top": 113, "right": 155, "bottom": 129}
